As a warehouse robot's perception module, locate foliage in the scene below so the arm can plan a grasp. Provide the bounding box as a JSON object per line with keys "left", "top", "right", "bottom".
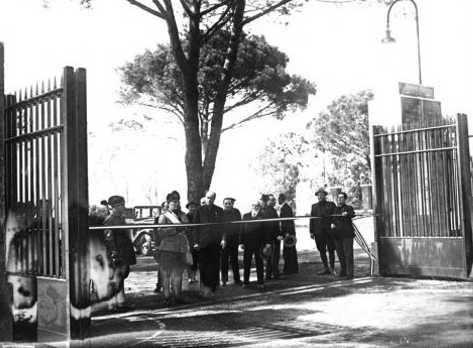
{"left": 120, "top": 30, "right": 316, "bottom": 137}
{"left": 306, "top": 89, "right": 373, "bottom": 186}
{"left": 253, "top": 132, "right": 308, "bottom": 201}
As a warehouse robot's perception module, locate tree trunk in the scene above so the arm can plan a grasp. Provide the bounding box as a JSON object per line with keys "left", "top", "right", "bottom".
{"left": 202, "top": 0, "right": 245, "bottom": 191}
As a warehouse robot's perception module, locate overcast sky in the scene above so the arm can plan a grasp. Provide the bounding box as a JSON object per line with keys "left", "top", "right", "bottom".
{"left": 1, "top": 0, "right": 472, "bottom": 208}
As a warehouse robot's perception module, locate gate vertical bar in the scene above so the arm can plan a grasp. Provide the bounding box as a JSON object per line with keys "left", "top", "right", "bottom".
{"left": 0, "top": 41, "right": 13, "bottom": 342}
{"left": 456, "top": 114, "right": 473, "bottom": 277}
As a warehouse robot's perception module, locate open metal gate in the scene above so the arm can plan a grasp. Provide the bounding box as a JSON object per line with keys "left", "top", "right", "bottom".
{"left": 1, "top": 42, "right": 90, "bottom": 342}
{"left": 371, "top": 114, "right": 473, "bottom": 279}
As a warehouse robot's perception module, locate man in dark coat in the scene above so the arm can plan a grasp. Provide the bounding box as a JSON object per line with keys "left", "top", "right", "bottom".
{"left": 279, "top": 193, "right": 298, "bottom": 274}
{"left": 310, "top": 188, "right": 337, "bottom": 275}
{"left": 220, "top": 197, "right": 242, "bottom": 286}
{"left": 240, "top": 200, "right": 271, "bottom": 289}
{"left": 193, "top": 191, "right": 224, "bottom": 297}
{"left": 264, "top": 194, "right": 282, "bottom": 280}
{"left": 104, "top": 195, "right": 136, "bottom": 309}
{"left": 332, "top": 192, "right": 356, "bottom": 278}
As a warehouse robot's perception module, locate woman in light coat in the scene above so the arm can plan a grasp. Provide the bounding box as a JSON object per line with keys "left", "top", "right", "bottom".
{"left": 156, "top": 197, "right": 190, "bottom": 304}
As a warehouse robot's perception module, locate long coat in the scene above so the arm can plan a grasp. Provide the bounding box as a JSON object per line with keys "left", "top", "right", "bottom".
{"left": 193, "top": 204, "right": 224, "bottom": 248}
{"left": 333, "top": 204, "right": 355, "bottom": 239}
{"left": 104, "top": 214, "right": 136, "bottom": 266}
{"left": 280, "top": 203, "right": 295, "bottom": 236}
{"left": 222, "top": 208, "right": 242, "bottom": 246}
{"left": 241, "top": 212, "right": 271, "bottom": 248}
{"left": 156, "top": 211, "right": 190, "bottom": 253}
{"left": 309, "top": 200, "right": 337, "bottom": 236}
{"left": 262, "top": 206, "right": 281, "bottom": 241}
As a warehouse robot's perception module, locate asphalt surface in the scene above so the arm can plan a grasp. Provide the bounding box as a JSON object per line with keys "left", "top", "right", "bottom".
{"left": 78, "top": 249, "right": 473, "bottom": 348}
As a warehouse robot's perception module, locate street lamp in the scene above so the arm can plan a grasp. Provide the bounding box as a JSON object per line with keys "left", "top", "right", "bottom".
{"left": 382, "top": 0, "right": 422, "bottom": 85}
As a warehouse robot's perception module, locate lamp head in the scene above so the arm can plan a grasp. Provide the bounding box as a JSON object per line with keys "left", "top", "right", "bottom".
{"left": 381, "top": 29, "right": 396, "bottom": 43}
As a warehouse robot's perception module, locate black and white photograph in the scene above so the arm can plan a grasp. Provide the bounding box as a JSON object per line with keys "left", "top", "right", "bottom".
{"left": 0, "top": 0, "right": 472, "bottom": 347}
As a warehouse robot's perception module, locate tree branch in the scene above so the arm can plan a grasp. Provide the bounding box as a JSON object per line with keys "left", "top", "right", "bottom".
{"left": 222, "top": 102, "right": 278, "bottom": 132}
{"left": 162, "top": 0, "right": 189, "bottom": 72}
{"left": 152, "top": 0, "right": 166, "bottom": 13}
{"left": 202, "top": 5, "right": 232, "bottom": 43}
{"left": 200, "top": 0, "right": 232, "bottom": 17}
{"left": 179, "top": 0, "right": 194, "bottom": 17}
{"left": 242, "top": 0, "right": 294, "bottom": 25}
{"left": 127, "top": 0, "right": 166, "bottom": 19}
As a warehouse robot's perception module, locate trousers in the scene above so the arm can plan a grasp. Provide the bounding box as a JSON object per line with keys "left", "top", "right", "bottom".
{"left": 221, "top": 244, "right": 240, "bottom": 283}
{"left": 243, "top": 245, "right": 264, "bottom": 284}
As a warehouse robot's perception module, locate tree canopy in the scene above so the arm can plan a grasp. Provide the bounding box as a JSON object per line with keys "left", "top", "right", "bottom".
{"left": 120, "top": 31, "right": 316, "bottom": 155}
{"left": 306, "top": 89, "right": 373, "bottom": 186}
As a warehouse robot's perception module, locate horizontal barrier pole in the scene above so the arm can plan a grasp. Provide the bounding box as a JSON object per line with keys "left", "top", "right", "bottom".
{"left": 88, "top": 214, "right": 375, "bottom": 230}
{"left": 374, "top": 146, "right": 457, "bottom": 158}
{"left": 373, "top": 124, "right": 455, "bottom": 137}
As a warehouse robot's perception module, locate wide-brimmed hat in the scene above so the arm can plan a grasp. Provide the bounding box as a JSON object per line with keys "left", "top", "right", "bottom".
{"left": 315, "top": 188, "right": 328, "bottom": 196}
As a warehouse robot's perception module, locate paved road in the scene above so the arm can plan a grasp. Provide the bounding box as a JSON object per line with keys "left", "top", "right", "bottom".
{"left": 82, "top": 252, "right": 473, "bottom": 348}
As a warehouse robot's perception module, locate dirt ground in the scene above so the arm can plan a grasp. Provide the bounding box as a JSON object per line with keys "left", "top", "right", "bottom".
{"left": 83, "top": 244, "right": 473, "bottom": 348}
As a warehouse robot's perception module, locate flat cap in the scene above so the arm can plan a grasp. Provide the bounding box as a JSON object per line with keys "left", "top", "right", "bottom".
{"left": 315, "top": 188, "right": 328, "bottom": 196}
{"left": 223, "top": 197, "right": 236, "bottom": 203}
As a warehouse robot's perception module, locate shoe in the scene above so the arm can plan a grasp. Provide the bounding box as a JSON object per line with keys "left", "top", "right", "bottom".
{"left": 257, "top": 284, "right": 265, "bottom": 291}
{"left": 154, "top": 284, "right": 162, "bottom": 293}
{"left": 265, "top": 275, "right": 272, "bottom": 281}
{"left": 221, "top": 281, "right": 227, "bottom": 287}
{"left": 317, "top": 269, "right": 331, "bottom": 275}
{"left": 234, "top": 280, "right": 243, "bottom": 286}
{"left": 242, "top": 282, "right": 249, "bottom": 288}
{"left": 330, "top": 268, "right": 337, "bottom": 276}
{"left": 338, "top": 271, "right": 347, "bottom": 277}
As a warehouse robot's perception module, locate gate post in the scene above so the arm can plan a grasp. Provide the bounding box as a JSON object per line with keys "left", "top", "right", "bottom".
{"left": 456, "top": 114, "right": 473, "bottom": 277}
{"left": 0, "top": 41, "right": 13, "bottom": 342}
{"left": 370, "top": 125, "right": 383, "bottom": 276}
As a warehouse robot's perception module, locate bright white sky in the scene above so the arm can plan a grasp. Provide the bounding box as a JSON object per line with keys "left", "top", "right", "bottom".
{"left": 1, "top": 0, "right": 472, "bottom": 210}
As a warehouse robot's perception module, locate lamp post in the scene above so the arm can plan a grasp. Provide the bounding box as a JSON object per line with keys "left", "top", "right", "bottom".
{"left": 382, "top": 0, "right": 422, "bottom": 85}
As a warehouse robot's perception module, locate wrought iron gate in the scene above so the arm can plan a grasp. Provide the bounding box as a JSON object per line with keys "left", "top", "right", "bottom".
{"left": 371, "top": 114, "right": 473, "bottom": 279}
{"left": 1, "top": 43, "right": 90, "bottom": 342}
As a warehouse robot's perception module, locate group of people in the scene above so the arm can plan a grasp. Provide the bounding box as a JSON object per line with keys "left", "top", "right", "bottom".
{"left": 93, "top": 186, "right": 356, "bottom": 308}
{"left": 153, "top": 190, "right": 299, "bottom": 303}
{"left": 310, "top": 187, "right": 355, "bottom": 279}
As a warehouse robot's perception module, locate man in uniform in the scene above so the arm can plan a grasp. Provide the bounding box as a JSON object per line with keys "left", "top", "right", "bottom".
{"left": 220, "top": 197, "right": 242, "bottom": 286}
{"left": 104, "top": 195, "right": 136, "bottom": 310}
{"left": 264, "top": 194, "right": 282, "bottom": 280}
{"left": 332, "top": 192, "right": 356, "bottom": 278}
{"left": 279, "top": 193, "right": 298, "bottom": 274}
{"left": 310, "top": 188, "right": 337, "bottom": 275}
{"left": 240, "top": 200, "right": 271, "bottom": 289}
{"left": 193, "top": 191, "right": 224, "bottom": 297}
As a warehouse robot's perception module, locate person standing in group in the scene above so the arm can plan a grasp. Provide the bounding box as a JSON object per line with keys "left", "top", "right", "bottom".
{"left": 264, "top": 194, "right": 282, "bottom": 280}
{"left": 240, "top": 200, "right": 271, "bottom": 290}
{"left": 200, "top": 197, "right": 206, "bottom": 207}
{"left": 156, "top": 195, "right": 190, "bottom": 305}
{"left": 279, "top": 193, "right": 298, "bottom": 274}
{"left": 332, "top": 192, "right": 356, "bottom": 278}
{"left": 104, "top": 195, "right": 137, "bottom": 311}
{"left": 310, "top": 188, "right": 337, "bottom": 275}
{"left": 185, "top": 201, "right": 199, "bottom": 283}
{"left": 193, "top": 191, "right": 224, "bottom": 298}
{"left": 220, "top": 197, "right": 242, "bottom": 286}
